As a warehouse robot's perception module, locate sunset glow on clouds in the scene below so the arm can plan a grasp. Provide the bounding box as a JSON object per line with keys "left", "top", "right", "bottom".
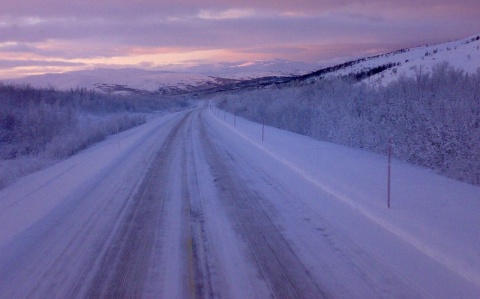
{"left": 1, "top": 0, "right": 479, "bottom": 78}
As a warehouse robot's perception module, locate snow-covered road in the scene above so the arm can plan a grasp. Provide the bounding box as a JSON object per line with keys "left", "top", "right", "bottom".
{"left": 1, "top": 107, "right": 479, "bottom": 298}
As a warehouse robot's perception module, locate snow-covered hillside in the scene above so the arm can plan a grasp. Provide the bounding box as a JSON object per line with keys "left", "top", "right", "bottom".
{"left": 304, "top": 34, "right": 480, "bottom": 86}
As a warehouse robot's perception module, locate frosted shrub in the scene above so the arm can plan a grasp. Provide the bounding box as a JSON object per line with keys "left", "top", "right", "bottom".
{"left": 0, "top": 84, "right": 185, "bottom": 189}
{"left": 43, "top": 113, "right": 146, "bottom": 159}
{"left": 216, "top": 63, "right": 480, "bottom": 186}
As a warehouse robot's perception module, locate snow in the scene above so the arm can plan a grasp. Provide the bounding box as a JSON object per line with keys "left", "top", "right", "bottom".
{"left": 1, "top": 106, "right": 479, "bottom": 297}
{"left": 208, "top": 108, "right": 480, "bottom": 296}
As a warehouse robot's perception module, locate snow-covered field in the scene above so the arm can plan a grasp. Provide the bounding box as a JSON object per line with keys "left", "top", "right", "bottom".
{"left": 0, "top": 106, "right": 479, "bottom": 298}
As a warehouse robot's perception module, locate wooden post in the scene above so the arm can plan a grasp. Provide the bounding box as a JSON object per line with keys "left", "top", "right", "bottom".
{"left": 387, "top": 137, "right": 392, "bottom": 209}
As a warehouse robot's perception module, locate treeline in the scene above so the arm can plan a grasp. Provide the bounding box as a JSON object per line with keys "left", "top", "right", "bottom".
{"left": 0, "top": 84, "right": 189, "bottom": 188}
{"left": 215, "top": 62, "right": 480, "bottom": 186}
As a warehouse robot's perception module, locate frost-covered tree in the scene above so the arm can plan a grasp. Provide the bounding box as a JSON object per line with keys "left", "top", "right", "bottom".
{"left": 215, "top": 63, "right": 480, "bottom": 186}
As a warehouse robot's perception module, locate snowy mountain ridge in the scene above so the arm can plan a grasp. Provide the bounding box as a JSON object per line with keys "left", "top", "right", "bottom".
{"left": 1, "top": 68, "right": 229, "bottom": 95}
{"left": 0, "top": 59, "right": 319, "bottom": 95}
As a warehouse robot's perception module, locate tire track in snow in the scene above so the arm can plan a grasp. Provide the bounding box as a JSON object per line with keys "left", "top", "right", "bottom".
{"left": 85, "top": 113, "right": 190, "bottom": 298}
{"left": 0, "top": 113, "right": 185, "bottom": 299}
{"left": 182, "top": 113, "right": 216, "bottom": 299}
{"left": 85, "top": 111, "right": 217, "bottom": 298}
{"left": 198, "top": 113, "right": 328, "bottom": 299}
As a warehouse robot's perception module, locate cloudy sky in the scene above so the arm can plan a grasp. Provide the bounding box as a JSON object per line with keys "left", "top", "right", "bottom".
{"left": 1, "top": 0, "right": 479, "bottom": 78}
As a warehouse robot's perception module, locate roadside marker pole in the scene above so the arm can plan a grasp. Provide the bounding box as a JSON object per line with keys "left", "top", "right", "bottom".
{"left": 262, "top": 118, "right": 265, "bottom": 142}
{"left": 234, "top": 114, "right": 236, "bottom": 127}
{"left": 223, "top": 110, "right": 226, "bottom": 121}
{"left": 387, "top": 137, "right": 392, "bottom": 209}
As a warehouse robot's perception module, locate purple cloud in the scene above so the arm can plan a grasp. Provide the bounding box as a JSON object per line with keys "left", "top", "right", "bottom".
{"left": 0, "top": 1, "right": 479, "bottom": 78}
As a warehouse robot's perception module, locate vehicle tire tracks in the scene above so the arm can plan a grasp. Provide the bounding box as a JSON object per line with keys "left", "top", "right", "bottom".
{"left": 198, "top": 112, "right": 328, "bottom": 299}
{"left": 85, "top": 113, "right": 190, "bottom": 298}
{"left": 182, "top": 112, "right": 216, "bottom": 299}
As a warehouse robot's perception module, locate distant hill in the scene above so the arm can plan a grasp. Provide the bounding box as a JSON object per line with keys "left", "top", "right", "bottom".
{"left": 1, "top": 68, "right": 228, "bottom": 95}
{"left": 0, "top": 59, "right": 319, "bottom": 95}
{"left": 2, "top": 35, "right": 479, "bottom": 94}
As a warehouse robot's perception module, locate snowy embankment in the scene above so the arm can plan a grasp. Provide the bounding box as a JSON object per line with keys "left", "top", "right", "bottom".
{"left": 210, "top": 108, "right": 480, "bottom": 295}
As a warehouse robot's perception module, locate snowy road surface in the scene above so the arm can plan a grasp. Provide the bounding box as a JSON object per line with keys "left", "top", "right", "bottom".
{"left": 1, "top": 107, "right": 480, "bottom": 298}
